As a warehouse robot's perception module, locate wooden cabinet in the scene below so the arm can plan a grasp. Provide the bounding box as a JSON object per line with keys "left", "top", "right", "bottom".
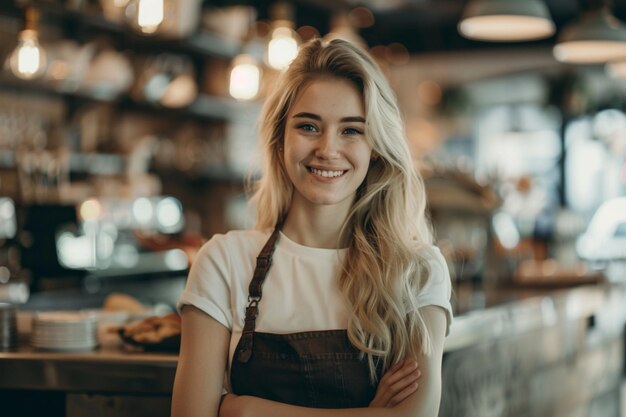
{"left": 0, "top": 0, "right": 261, "bottom": 236}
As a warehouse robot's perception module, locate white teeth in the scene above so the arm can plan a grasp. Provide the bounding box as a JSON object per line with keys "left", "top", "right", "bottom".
{"left": 310, "top": 168, "right": 345, "bottom": 178}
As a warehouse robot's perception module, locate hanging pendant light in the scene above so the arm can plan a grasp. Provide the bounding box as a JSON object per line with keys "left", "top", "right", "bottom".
{"left": 137, "top": 0, "right": 164, "bottom": 34}
{"left": 458, "top": 0, "right": 555, "bottom": 42}
{"left": 229, "top": 53, "right": 261, "bottom": 100}
{"left": 126, "top": 0, "right": 164, "bottom": 34}
{"left": 8, "top": 7, "right": 47, "bottom": 80}
{"left": 266, "top": 1, "right": 300, "bottom": 71}
{"left": 267, "top": 26, "right": 299, "bottom": 70}
{"left": 553, "top": 5, "right": 626, "bottom": 64}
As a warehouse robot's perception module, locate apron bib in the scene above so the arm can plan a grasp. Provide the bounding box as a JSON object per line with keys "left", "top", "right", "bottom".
{"left": 230, "top": 224, "right": 380, "bottom": 408}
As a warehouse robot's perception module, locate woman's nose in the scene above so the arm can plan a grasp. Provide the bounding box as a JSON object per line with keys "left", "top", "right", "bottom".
{"left": 315, "top": 133, "right": 340, "bottom": 159}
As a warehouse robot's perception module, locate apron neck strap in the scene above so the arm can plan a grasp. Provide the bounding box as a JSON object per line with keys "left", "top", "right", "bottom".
{"left": 238, "top": 221, "right": 283, "bottom": 363}
{"left": 249, "top": 221, "right": 282, "bottom": 300}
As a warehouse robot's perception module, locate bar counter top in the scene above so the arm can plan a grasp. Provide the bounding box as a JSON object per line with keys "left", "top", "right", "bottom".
{"left": 446, "top": 280, "right": 626, "bottom": 351}
{"left": 0, "top": 281, "right": 625, "bottom": 395}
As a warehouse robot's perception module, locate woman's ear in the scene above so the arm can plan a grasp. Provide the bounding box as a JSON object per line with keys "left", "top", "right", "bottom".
{"left": 277, "top": 144, "right": 285, "bottom": 166}
{"left": 370, "top": 151, "right": 379, "bottom": 161}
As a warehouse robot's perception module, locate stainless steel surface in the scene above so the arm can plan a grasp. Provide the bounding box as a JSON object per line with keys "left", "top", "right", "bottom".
{"left": 441, "top": 282, "right": 626, "bottom": 417}
{"left": 445, "top": 282, "right": 626, "bottom": 352}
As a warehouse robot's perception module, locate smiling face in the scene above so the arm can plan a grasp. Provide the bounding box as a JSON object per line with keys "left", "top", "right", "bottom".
{"left": 282, "top": 76, "right": 373, "bottom": 216}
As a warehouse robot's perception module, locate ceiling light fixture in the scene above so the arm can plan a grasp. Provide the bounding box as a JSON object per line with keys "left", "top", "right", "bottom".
{"left": 458, "top": 0, "right": 555, "bottom": 42}
{"left": 553, "top": 4, "right": 626, "bottom": 64}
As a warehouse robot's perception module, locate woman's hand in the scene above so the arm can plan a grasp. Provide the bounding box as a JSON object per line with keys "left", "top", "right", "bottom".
{"left": 369, "top": 359, "right": 421, "bottom": 408}
{"left": 219, "top": 393, "right": 243, "bottom": 417}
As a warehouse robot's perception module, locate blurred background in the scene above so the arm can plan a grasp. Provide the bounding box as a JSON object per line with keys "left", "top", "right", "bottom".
{"left": 0, "top": 0, "right": 624, "bottom": 304}
{"left": 1, "top": 0, "right": 626, "bottom": 415}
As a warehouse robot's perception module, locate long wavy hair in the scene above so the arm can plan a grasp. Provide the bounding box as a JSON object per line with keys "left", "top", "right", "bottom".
{"left": 250, "top": 38, "right": 435, "bottom": 382}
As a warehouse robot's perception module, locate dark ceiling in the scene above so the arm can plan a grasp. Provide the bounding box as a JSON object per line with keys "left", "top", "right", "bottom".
{"left": 242, "top": 0, "right": 626, "bottom": 54}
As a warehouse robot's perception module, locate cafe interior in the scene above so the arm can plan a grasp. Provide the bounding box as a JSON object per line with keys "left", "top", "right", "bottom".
{"left": 1, "top": 0, "right": 626, "bottom": 416}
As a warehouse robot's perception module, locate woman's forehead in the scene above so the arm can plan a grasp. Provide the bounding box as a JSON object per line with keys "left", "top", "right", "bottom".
{"left": 287, "top": 76, "right": 365, "bottom": 120}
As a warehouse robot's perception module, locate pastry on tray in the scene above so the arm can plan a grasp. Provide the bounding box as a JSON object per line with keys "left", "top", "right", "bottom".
{"left": 118, "top": 313, "right": 181, "bottom": 352}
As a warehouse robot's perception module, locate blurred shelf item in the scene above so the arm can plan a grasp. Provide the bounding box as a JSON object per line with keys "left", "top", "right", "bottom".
{"left": 186, "top": 94, "right": 257, "bottom": 122}
{"left": 513, "top": 259, "right": 606, "bottom": 287}
{"left": 424, "top": 168, "right": 501, "bottom": 214}
{"left": 0, "top": 151, "right": 14, "bottom": 168}
{"left": 69, "top": 152, "right": 125, "bottom": 175}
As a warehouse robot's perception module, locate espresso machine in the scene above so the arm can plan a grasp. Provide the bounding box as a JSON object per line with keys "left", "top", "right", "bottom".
{"left": 17, "top": 196, "right": 189, "bottom": 295}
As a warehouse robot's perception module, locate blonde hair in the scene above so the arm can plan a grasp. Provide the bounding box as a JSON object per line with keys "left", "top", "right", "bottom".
{"left": 250, "top": 39, "right": 435, "bottom": 382}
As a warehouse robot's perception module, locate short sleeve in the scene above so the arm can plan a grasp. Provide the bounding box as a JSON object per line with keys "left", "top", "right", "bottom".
{"left": 416, "top": 246, "right": 453, "bottom": 336}
{"left": 176, "top": 235, "right": 233, "bottom": 330}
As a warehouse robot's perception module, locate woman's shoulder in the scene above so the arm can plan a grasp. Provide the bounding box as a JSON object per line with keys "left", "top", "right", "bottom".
{"left": 414, "top": 243, "right": 450, "bottom": 283}
{"left": 196, "top": 229, "right": 271, "bottom": 262}
{"left": 414, "top": 243, "right": 453, "bottom": 331}
{"left": 208, "top": 229, "right": 270, "bottom": 245}
{"left": 414, "top": 242, "right": 446, "bottom": 263}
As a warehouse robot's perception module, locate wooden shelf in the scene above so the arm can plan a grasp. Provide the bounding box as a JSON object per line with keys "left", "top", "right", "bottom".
{"left": 0, "top": 150, "right": 253, "bottom": 182}
{"left": 0, "top": 76, "right": 253, "bottom": 122}
{"left": 24, "top": 0, "right": 242, "bottom": 59}
{"left": 152, "top": 166, "right": 249, "bottom": 184}
{"left": 0, "top": 150, "right": 125, "bottom": 175}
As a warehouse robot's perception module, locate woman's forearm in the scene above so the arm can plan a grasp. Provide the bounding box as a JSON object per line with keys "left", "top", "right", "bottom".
{"left": 222, "top": 395, "right": 412, "bottom": 417}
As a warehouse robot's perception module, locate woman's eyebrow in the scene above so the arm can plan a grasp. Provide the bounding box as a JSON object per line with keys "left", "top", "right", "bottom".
{"left": 340, "top": 116, "right": 366, "bottom": 123}
{"left": 292, "top": 112, "right": 365, "bottom": 123}
{"left": 292, "top": 112, "right": 321, "bottom": 120}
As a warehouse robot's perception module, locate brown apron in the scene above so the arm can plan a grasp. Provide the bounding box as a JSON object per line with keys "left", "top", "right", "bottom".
{"left": 230, "top": 224, "right": 381, "bottom": 408}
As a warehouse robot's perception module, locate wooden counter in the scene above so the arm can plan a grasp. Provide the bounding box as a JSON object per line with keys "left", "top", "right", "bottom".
{"left": 0, "top": 345, "right": 177, "bottom": 417}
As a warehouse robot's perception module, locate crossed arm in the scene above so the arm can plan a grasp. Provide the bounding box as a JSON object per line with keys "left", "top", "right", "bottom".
{"left": 171, "top": 305, "right": 447, "bottom": 417}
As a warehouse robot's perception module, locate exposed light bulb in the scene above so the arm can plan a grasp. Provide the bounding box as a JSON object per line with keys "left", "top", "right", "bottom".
{"left": 137, "top": 0, "right": 164, "bottom": 34}
{"left": 229, "top": 54, "right": 261, "bottom": 101}
{"left": 9, "top": 29, "right": 46, "bottom": 80}
{"left": 80, "top": 198, "right": 102, "bottom": 222}
{"left": 268, "top": 27, "right": 298, "bottom": 70}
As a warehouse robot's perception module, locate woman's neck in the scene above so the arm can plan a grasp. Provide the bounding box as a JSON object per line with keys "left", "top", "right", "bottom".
{"left": 282, "top": 203, "right": 350, "bottom": 249}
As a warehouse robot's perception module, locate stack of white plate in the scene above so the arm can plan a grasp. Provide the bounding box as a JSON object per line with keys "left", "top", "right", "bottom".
{"left": 31, "top": 311, "right": 98, "bottom": 351}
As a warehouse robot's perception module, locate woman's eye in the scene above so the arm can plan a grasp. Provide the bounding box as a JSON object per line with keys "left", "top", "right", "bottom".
{"left": 343, "top": 127, "right": 364, "bottom": 135}
{"left": 298, "top": 123, "right": 317, "bottom": 132}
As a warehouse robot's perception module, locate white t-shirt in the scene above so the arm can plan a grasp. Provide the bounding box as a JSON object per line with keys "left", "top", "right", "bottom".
{"left": 177, "top": 229, "right": 453, "bottom": 372}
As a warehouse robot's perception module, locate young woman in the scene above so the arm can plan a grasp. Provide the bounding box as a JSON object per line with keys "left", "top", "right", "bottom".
{"left": 172, "top": 38, "right": 452, "bottom": 417}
